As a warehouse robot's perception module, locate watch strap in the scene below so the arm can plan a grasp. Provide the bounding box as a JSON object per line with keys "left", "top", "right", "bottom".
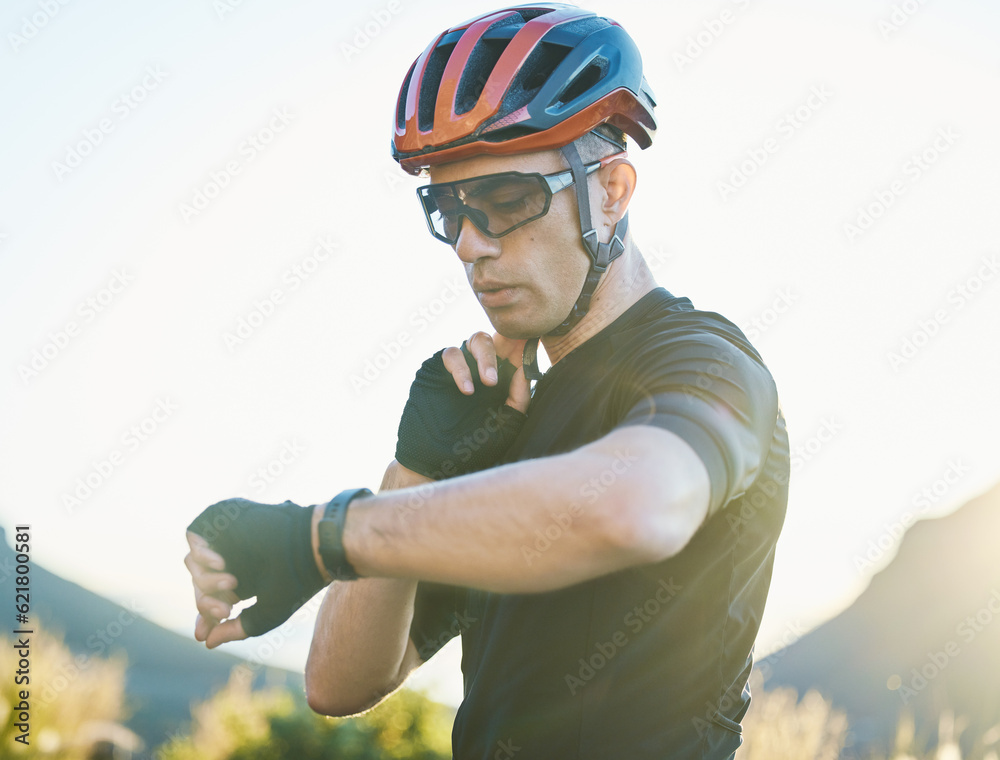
{"left": 318, "top": 487, "right": 372, "bottom": 581}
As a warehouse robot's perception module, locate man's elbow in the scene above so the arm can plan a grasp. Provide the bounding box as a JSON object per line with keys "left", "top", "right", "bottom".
{"left": 598, "top": 497, "right": 700, "bottom": 566}
{"left": 304, "top": 644, "right": 420, "bottom": 717}
{"left": 305, "top": 692, "right": 349, "bottom": 718}
{"left": 304, "top": 669, "right": 355, "bottom": 717}
{"left": 304, "top": 679, "right": 379, "bottom": 718}
{"left": 303, "top": 656, "right": 371, "bottom": 717}
{"left": 593, "top": 430, "right": 711, "bottom": 564}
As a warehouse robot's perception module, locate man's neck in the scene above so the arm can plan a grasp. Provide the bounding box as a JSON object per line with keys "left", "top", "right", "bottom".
{"left": 541, "top": 239, "right": 657, "bottom": 366}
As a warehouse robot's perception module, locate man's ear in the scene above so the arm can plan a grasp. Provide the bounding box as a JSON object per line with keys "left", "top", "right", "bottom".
{"left": 590, "top": 158, "right": 636, "bottom": 235}
{"left": 599, "top": 160, "right": 637, "bottom": 228}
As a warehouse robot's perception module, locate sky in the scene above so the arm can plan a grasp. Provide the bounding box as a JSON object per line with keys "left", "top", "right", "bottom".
{"left": 2, "top": 0, "right": 999, "bottom": 708}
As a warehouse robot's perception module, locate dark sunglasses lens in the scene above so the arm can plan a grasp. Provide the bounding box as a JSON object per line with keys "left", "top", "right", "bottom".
{"left": 421, "top": 175, "right": 549, "bottom": 243}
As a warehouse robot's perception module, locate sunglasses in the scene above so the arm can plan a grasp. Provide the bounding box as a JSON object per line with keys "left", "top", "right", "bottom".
{"left": 416, "top": 152, "right": 627, "bottom": 245}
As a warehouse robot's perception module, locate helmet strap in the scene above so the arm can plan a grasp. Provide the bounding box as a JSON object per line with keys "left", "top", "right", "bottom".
{"left": 521, "top": 141, "right": 629, "bottom": 382}
{"left": 550, "top": 141, "right": 628, "bottom": 338}
{"left": 522, "top": 337, "right": 543, "bottom": 383}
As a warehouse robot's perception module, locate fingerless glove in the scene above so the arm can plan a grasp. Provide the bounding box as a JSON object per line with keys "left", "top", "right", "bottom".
{"left": 395, "top": 344, "right": 526, "bottom": 480}
{"left": 187, "top": 497, "right": 325, "bottom": 637}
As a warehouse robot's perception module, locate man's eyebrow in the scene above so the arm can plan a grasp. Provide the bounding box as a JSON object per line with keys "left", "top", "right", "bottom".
{"left": 462, "top": 176, "right": 512, "bottom": 198}
{"left": 465, "top": 174, "right": 546, "bottom": 199}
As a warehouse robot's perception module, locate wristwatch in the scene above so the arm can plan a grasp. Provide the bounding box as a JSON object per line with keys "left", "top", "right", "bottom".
{"left": 318, "top": 487, "right": 373, "bottom": 581}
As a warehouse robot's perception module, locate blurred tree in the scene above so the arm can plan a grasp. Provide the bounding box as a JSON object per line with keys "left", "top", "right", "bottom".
{"left": 737, "top": 680, "right": 847, "bottom": 760}
{"left": 0, "top": 630, "right": 139, "bottom": 759}
{"left": 737, "top": 674, "right": 1000, "bottom": 760}
{"left": 157, "top": 667, "right": 452, "bottom": 760}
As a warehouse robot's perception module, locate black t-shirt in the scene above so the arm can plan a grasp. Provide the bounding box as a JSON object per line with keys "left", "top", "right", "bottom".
{"left": 410, "top": 288, "right": 789, "bottom": 759}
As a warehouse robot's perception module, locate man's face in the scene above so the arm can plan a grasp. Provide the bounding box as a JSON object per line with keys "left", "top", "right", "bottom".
{"left": 427, "top": 150, "right": 594, "bottom": 339}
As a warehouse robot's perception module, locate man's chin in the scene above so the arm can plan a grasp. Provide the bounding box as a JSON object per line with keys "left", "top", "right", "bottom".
{"left": 486, "top": 324, "right": 532, "bottom": 341}
{"left": 483, "top": 311, "right": 552, "bottom": 341}
{"left": 480, "top": 293, "right": 572, "bottom": 339}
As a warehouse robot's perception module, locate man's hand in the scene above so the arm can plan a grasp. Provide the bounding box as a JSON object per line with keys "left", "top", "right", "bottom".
{"left": 442, "top": 332, "right": 530, "bottom": 411}
{"left": 185, "top": 498, "right": 327, "bottom": 646}
{"left": 395, "top": 332, "right": 531, "bottom": 480}
{"left": 185, "top": 531, "right": 247, "bottom": 648}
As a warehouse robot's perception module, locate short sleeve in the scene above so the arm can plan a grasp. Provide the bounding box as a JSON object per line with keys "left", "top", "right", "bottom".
{"left": 409, "top": 581, "right": 462, "bottom": 662}
{"left": 614, "top": 328, "right": 779, "bottom": 517}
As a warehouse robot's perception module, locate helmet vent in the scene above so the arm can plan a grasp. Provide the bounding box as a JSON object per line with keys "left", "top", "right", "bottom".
{"left": 454, "top": 38, "right": 509, "bottom": 116}
{"left": 396, "top": 61, "right": 416, "bottom": 130}
{"left": 418, "top": 42, "right": 455, "bottom": 132}
{"left": 516, "top": 8, "right": 552, "bottom": 23}
{"left": 480, "top": 124, "right": 537, "bottom": 143}
{"left": 556, "top": 55, "right": 608, "bottom": 106}
{"left": 497, "top": 41, "right": 569, "bottom": 118}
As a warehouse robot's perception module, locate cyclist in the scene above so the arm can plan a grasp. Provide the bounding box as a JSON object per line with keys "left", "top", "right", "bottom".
{"left": 185, "top": 5, "right": 789, "bottom": 758}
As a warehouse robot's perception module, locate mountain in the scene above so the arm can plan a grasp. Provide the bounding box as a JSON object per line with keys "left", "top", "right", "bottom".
{"left": 0, "top": 526, "right": 303, "bottom": 755}
{"left": 760, "top": 482, "right": 1000, "bottom": 756}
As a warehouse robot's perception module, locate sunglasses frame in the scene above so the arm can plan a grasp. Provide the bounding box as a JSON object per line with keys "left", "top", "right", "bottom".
{"left": 416, "top": 151, "right": 627, "bottom": 245}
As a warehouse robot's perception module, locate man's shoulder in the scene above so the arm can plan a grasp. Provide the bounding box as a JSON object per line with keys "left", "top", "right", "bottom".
{"left": 610, "top": 288, "right": 763, "bottom": 365}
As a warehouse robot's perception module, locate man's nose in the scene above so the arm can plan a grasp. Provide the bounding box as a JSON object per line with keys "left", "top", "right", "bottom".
{"left": 454, "top": 212, "right": 501, "bottom": 265}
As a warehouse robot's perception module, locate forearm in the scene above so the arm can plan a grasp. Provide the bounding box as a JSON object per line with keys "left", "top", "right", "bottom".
{"left": 305, "top": 577, "right": 419, "bottom": 716}
{"left": 304, "top": 463, "right": 427, "bottom": 717}
{"left": 343, "top": 426, "right": 710, "bottom": 594}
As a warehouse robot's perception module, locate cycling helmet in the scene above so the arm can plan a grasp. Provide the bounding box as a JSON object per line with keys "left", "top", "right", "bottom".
{"left": 391, "top": 4, "right": 657, "bottom": 372}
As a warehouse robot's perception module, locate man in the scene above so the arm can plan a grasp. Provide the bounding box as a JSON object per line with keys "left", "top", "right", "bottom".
{"left": 184, "top": 5, "right": 789, "bottom": 758}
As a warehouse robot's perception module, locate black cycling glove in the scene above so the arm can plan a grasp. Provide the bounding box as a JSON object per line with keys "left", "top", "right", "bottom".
{"left": 187, "top": 497, "right": 325, "bottom": 637}
{"left": 395, "top": 343, "right": 527, "bottom": 480}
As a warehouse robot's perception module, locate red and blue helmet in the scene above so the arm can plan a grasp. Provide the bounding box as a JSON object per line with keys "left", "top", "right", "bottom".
{"left": 391, "top": 4, "right": 657, "bottom": 175}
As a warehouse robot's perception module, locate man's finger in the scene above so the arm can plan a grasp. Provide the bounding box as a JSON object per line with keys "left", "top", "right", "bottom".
{"left": 186, "top": 531, "right": 226, "bottom": 571}
{"left": 506, "top": 365, "right": 531, "bottom": 414}
{"left": 442, "top": 346, "right": 475, "bottom": 394}
{"left": 184, "top": 551, "right": 239, "bottom": 596}
{"left": 192, "top": 579, "right": 236, "bottom": 622}
{"left": 205, "top": 616, "right": 248, "bottom": 649}
{"left": 197, "top": 593, "right": 234, "bottom": 623}
{"left": 194, "top": 612, "right": 216, "bottom": 643}
{"left": 492, "top": 334, "right": 527, "bottom": 367}
{"left": 466, "top": 331, "right": 498, "bottom": 384}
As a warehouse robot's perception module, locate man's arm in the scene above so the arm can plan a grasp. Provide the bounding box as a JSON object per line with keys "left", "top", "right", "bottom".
{"left": 304, "top": 335, "right": 530, "bottom": 716}
{"left": 305, "top": 461, "right": 430, "bottom": 717}
{"left": 302, "top": 425, "right": 704, "bottom": 716}
{"left": 341, "top": 424, "right": 711, "bottom": 594}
